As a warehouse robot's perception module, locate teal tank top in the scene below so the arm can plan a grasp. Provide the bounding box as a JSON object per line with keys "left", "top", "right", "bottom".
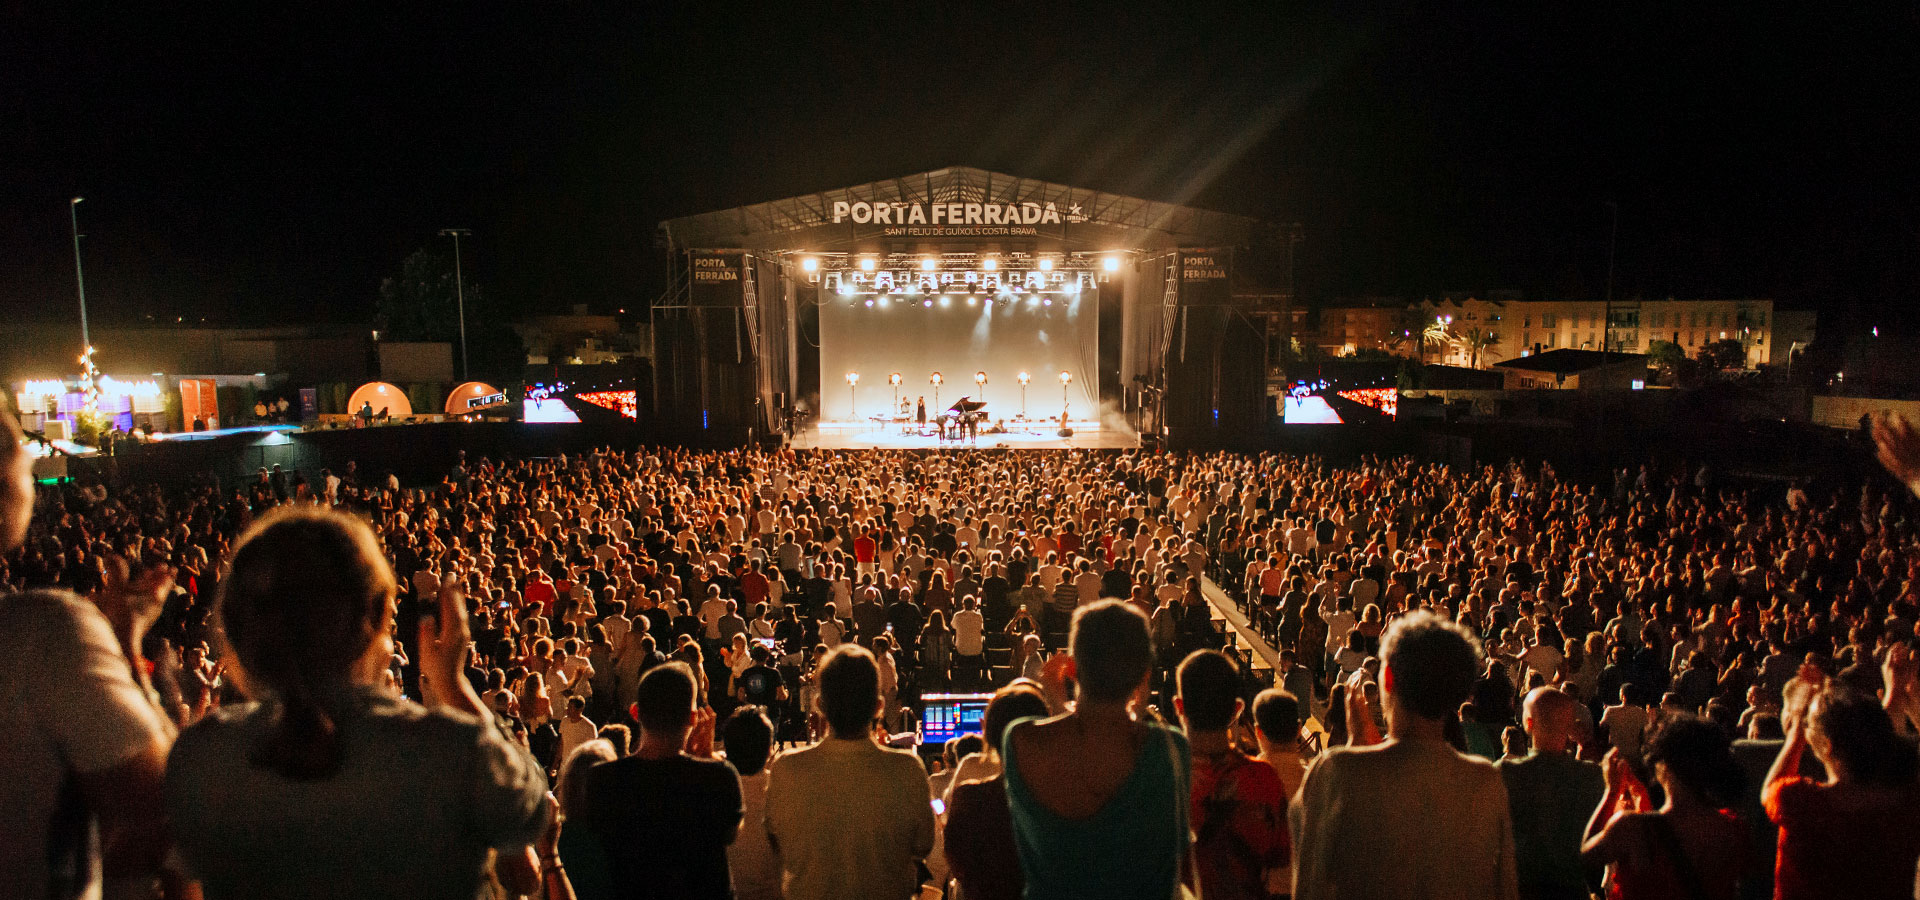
{"left": 1002, "top": 718, "right": 1191, "bottom": 900}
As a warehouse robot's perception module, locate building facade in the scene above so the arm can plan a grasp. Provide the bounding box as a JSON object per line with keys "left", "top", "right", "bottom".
{"left": 1315, "top": 297, "right": 1799, "bottom": 370}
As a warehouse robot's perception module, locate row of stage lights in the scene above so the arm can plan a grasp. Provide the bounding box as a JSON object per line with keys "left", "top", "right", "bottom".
{"left": 801, "top": 254, "right": 1124, "bottom": 274}
{"left": 843, "top": 370, "right": 1072, "bottom": 387}
{"left": 842, "top": 369, "right": 1073, "bottom": 418}
{"left": 800, "top": 253, "right": 1124, "bottom": 303}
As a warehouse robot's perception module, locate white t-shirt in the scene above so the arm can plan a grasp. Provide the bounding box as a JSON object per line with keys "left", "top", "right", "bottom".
{"left": 0, "top": 591, "right": 172, "bottom": 900}
{"left": 953, "top": 609, "right": 986, "bottom": 657}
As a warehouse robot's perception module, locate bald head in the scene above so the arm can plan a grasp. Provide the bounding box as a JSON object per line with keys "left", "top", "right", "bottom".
{"left": 1521, "top": 687, "right": 1579, "bottom": 753}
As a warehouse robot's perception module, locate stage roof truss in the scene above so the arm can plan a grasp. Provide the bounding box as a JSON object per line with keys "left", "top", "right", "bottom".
{"left": 660, "top": 166, "right": 1259, "bottom": 250}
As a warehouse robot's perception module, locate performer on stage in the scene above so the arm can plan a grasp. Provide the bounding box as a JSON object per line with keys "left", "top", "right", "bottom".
{"left": 916, "top": 397, "right": 927, "bottom": 428}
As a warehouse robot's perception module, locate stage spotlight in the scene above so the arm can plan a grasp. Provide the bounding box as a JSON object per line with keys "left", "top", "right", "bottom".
{"left": 930, "top": 372, "right": 943, "bottom": 385}
{"left": 801, "top": 256, "right": 819, "bottom": 272}
{"left": 860, "top": 257, "right": 876, "bottom": 271}
{"left": 982, "top": 257, "right": 998, "bottom": 271}
{"left": 1103, "top": 255, "right": 1121, "bottom": 272}
{"left": 1017, "top": 371, "right": 1031, "bottom": 385}
{"left": 1038, "top": 257, "right": 1054, "bottom": 271}
{"left": 889, "top": 372, "right": 902, "bottom": 385}
{"left": 846, "top": 372, "right": 860, "bottom": 386}
{"left": 864, "top": 299, "right": 874, "bottom": 307}
{"left": 838, "top": 281, "right": 856, "bottom": 296}
{"left": 974, "top": 371, "right": 987, "bottom": 386}
{"left": 923, "top": 298, "right": 933, "bottom": 308}
{"left": 1043, "top": 298, "right": 1053, "bottom": 307}
{"left": 966, "top": 296, "right": 977, "bottom": 306}
{"left": 921, "top": 257, "right": 936, "bottom": 271}
{"left": 1059, "top": 370, "right": 1072, "bottom": 384}
{"left": 939, "top": 296, "right": 950, "bottom": 307}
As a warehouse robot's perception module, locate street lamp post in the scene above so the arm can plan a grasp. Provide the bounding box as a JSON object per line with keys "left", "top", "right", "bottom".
{"left": 440, "top": 229, "right": 472, "bottom": 381}
{"left": 69, "top": 198, "right": 90, "bottom": 351}
{"left": 69, "top": 197, "right": 99, "bottom": 415}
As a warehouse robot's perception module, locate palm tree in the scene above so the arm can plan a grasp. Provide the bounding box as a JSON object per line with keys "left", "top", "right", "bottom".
{"left": 1421, "top": 319, "right": 1453, "bottom": 364}
{"left": 1454, "top": 327, "right": 1502, "bottom": 369}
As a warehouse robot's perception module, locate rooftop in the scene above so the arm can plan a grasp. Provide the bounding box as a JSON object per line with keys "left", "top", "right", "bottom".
{"left": 1492, "top": 348, "right": 1647, "bottom": 375}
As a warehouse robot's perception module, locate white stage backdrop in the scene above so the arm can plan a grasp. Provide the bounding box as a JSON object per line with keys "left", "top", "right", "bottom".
{"left": 819, "top": 293, "right": 1099, "bottom": 423}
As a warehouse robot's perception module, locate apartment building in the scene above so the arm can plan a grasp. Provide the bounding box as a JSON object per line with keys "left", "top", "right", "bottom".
{"left": 1320, "top": 297, "right": 1793, "bottom": 369}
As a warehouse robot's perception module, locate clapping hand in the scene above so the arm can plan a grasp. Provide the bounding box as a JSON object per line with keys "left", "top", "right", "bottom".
{"left": 93, "top": 554, "right": 175, "bottom": 666}
{"left": 1874, "top": 414, "right": 1920, "bottom": 491}
{"left": 420, "top": 581, "right": 486, "bottom": 716}
{"left": 1345, "top": 668, "right": 1384, "bottom": 746}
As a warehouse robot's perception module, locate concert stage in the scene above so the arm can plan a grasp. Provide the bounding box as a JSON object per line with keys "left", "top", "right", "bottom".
{"left": 652, "top": 167, "right": 1292, "bottom": 450}
{"left": 793, "top": 418, "right": 1135, "bottom": 450}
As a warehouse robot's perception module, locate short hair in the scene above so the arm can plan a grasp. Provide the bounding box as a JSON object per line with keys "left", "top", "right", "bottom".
{"left": 817, "top": 645, "right": 882, "bottom": 736}
{"left": 1645, "top": 715, "right": 1745, "bottom": 807}
{"left": 634, "top": 662, "right": 697, "bottom": 735}
{"left": 722, "top": 706, "right": 775, "bottom": 777}
{"left": 1812, "top": 687, "right": 1919, "bottom": 787}
{"left": 983, "top": 684, "right": 1051, "bottom": 754}
{"left": 566, "top": 694, "right": 586, "bottom": 712}
{"left": 1380, "top": 611, "right": 1484, "bottom": 721}
{"left": 1176, "top": 650, "right": 1242, "bottom": 731}
{"left": 1252, "top": 689, "right": 1300, "bottom": 743}
{"left": 597, "top": 723, "right": 632, "bottom": 756}
{"left": 1070, "top": 600, "right": 1153, "bottom": 703}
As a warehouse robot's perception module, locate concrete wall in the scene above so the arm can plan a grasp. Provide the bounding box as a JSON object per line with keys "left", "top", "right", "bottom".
{"left": 378, "top": 343, "right": 454, "bottom": 383}
{"left": 1811, "top": 395, "right": 1920, "bottom": 430}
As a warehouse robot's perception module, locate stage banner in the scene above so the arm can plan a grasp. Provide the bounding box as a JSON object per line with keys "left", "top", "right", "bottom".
{"left": 689, "top": 250, "right": 747, "bottom": 307}
{"left": 1176, "top": 249, "right": 1232, "bottom": 306}
{"left": 298, "top": 388, "right": 318, "bottom": 422}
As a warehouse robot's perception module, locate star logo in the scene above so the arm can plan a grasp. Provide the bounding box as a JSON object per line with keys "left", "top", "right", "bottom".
{"left": 1069, "top": 204, "right": 1083, "bottom": 216}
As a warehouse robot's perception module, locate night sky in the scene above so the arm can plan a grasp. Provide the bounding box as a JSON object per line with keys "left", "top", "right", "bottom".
{"left": 3, "top": 2, "right": 1915, "bottom": 332}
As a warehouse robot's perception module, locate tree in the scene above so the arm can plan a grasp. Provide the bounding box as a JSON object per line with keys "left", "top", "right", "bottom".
{"left": 376, "top": 248, "right": 526, "bottom": 383}
{"left": 1421, "top": 320, "right": 1454, "bottom": 364}
{"left": 1697, "top": 338, "right": 1748, "bottom": 372}
{"left": 1453, "top": 327, "right": 1502, "bottom": 369}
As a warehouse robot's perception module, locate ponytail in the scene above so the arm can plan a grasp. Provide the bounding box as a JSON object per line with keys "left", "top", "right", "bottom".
{"left": 217, "top": 507, "right": 396, "bottom": 781}
{"left": 250, "top": 670, "right": 345, "bottom": 780}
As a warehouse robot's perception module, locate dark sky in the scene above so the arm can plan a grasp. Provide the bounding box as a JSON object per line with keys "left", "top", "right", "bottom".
{"left": 3, "top": 2, "right": 1916, "bottom": 331}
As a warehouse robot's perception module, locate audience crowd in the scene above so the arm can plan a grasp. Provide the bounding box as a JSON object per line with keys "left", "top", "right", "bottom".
{"left": 8, "top": 401, "right": 1920, "bottom": 900}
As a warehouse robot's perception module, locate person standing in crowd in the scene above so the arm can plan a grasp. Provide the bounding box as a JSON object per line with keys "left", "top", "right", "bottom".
{"left": 1292, "top": 611, "right": 1518, "bottom": 900}
{"left": 765, "top": 644, "right": 934, "bottom": 900}
{"left": 1251, "top": 687, "right": 1305, "bottom": 897}
{"left": 1003, "top": 600, "right": 1191, "bottom": 900}
{"left": 0, "top": 405, "right": 191, "bottom": 900}
{"left": 1498, "top": 687, "right": 1604, "bottom": 900}
{"left": 945, "top": 683, "right": 1052, "bottom": 900}
{"left": 722, "top": 707, "right": 782, "bottom": 900}
{"left": 165, "top": 507, "right": 553, "bottom": 900}
{"left": 952, "top": 595, "right": 986, "bottom": 689}
{"left": 1763, "top": 657, "right": 1920, "bottom": 900}
{"left": 578, "top": 661, "right": 740, "bottom": 900}
{"left": 556, "top": 694, "right": 599, "bottom": 773}
{"left": 1177, "top": 649, "right": 1289, "bottom": 900}
{"left": 1582, "top": 716, "right": 1745, "bottom": 900}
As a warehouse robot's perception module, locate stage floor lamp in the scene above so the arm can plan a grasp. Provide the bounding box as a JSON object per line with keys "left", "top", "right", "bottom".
{"left": 1017, "top": 371, "right": 1031, "bottom": 419}
{"left": 846, "top": 372, "right": 859, "bottom": 418}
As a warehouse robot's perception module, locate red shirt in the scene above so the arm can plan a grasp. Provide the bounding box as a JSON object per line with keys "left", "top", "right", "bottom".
{"left": 1190, "top": 748, "right": 1289, "bottom": 900}
{"left": 853, "top": 534, "right": 876, "bottom": 563}
{"left": 524, "top": 581, "right": 557, "bottom": 615}
{"left": 1766, "top": 776, "right": 1920, "bottom": 900}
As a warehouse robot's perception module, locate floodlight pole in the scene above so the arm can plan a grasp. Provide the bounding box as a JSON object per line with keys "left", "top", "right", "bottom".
{"left": 70, "top": 198, "right": 90, "bottom": 351}
{"left": 441, "top": 229, "right": 472, "bottom": 381}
